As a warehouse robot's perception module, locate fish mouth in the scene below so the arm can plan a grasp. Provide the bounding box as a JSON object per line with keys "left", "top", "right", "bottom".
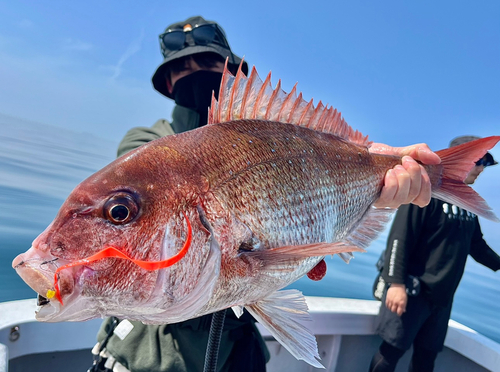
{"left": 13, "top": 247, "right": 111, "bottom": 322}
{"left": 34, "top": 295, "right": 63, "bottom": 320}
{"left": 34, "top": 293, "right": 62, "bottom": 319}
{"left": 12, "top": 253, "right": 60, "bottom": 298}
{"left": 33, "top": 284, "right": 96, "bottom": 322}
{"left": 37, "top": 293, "right": 50, "bottom": 306}
{"left": 12, "top": 247, "right": 77, "bottom": 321}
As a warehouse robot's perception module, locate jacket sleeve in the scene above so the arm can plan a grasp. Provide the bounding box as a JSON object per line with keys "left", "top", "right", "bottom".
{"left": 117, "top": 119, "right": 175, "bottom": 157}
{"left": 469, "top": 219, "right": 500, "bottom": 272}
{"left": 382, "top": 202, "right": 428, "bottom": 284}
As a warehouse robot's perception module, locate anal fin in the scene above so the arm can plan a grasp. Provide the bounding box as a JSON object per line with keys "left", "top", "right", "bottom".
{"left": 330, "top": 206, "right": 395, "bottom": 263}
{"left": 245, "top": 289, "right": 324, "bottom": 368}
{"left": 340, "top": 206, "right": 396, "bottom": 254}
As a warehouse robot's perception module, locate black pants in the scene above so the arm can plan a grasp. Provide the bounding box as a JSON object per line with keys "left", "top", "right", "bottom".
{"left": 370, "top": 292, "right": 451, "bottom": 372}
{"left": 376, "top": 292, "right": 452, "bottom": 351}
{"left": 369, "top": 341, "right": 438, "bottom": 372}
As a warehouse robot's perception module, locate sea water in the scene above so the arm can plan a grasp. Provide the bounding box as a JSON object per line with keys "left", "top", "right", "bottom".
{"left": 1, "top": 114, "right": 500, "bottom": 344}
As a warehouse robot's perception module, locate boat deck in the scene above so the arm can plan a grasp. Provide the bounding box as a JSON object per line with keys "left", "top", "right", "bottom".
{"left": 2, "top": 297, "right": 499, "bottom": 372}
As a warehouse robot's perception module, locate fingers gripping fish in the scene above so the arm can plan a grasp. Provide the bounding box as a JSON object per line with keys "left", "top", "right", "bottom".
{"left": 13, "top": 61, "right": 500, "bottom": 368}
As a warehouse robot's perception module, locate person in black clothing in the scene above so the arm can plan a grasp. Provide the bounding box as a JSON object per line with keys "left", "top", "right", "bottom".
{"left": 369, "top": 135, "right": 500, "bottom": 372}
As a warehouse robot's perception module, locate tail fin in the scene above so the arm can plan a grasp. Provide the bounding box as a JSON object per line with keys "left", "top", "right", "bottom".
{"left": 432, "top": 136, "right": 500, "bottom": 222}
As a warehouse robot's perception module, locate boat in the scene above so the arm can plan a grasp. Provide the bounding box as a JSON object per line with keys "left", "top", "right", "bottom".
{"left": 1, "top": 297, "right": 499, "bottom": 372}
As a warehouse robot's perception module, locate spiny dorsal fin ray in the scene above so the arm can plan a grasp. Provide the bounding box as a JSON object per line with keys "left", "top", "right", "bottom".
{"left": 209, "top": 60, "right": 371, "bottom": 147}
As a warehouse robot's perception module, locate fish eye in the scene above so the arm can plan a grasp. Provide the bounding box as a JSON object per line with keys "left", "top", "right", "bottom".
{"left": 104, "top": 193, "right": 139, "bottom": 224}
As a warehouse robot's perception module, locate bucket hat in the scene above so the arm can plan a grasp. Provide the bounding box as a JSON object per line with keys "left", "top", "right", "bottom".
{"left": 449, "top": 135, "right": 481, "bottom": 147}
{"left": 152, "top": 16, "right": 248, "bottom": 98}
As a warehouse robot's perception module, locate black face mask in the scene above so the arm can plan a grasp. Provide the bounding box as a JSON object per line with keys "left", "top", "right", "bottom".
{"left": 171, "top": 70, "right": 223, "bottom": 128}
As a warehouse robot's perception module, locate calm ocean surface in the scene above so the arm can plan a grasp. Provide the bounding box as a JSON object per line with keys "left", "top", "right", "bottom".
{"left": 1, "top": 114, "right": 500, "bottom": 344}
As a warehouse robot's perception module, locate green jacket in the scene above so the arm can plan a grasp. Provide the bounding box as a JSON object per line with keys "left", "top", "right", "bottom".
{"left": 97, "top": 105, "right": 269, "bottom": 372}
{"left": 117, "top": 105, "right": 200, "bottom": 157}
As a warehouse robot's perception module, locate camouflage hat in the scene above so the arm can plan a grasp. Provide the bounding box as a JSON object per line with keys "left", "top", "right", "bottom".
{"left": 152, "top": 16, "right": 248, "bottom": 98}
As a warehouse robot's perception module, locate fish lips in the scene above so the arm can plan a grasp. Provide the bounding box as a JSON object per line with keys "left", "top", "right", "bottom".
{"left": 12, "top": 247, "right": 86, "bottom": 322}
{"left": 12, "top": 250, "right": 57, "bottom": 297}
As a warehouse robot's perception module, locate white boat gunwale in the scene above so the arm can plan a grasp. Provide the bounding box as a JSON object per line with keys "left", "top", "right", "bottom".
{"left": 1, "top": 297, "right": 499, "bottom": 372}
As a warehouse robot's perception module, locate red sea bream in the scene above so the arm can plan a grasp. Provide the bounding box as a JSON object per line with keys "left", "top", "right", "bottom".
{"left": 12, "top": 64, "right": 500, "bottom": 367}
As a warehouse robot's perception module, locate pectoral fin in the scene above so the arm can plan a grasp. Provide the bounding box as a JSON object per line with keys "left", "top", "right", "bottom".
{"left": 240, "top": 241, "right": 365, "bottom": 266}
{"left": 245, "top": 289, "right": 324, "bottom": 368}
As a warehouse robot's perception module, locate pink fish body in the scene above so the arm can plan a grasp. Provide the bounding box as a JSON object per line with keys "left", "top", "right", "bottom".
{"left": 13, "top": 64, "right": 500, "bottom": 367}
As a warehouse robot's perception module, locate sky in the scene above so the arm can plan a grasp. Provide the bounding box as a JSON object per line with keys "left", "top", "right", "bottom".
{"left": 0, "top": 0, "right": 497, "bottom": 144}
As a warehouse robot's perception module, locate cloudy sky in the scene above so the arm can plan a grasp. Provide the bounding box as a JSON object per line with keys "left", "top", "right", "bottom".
{"left": 1, "top": 0, "right": 499, "bottom": 235}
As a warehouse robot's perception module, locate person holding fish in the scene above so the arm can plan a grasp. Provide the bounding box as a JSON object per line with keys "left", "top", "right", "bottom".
{"left": 87, "top": 16, "right": 443, "bottom": 372}
{"left": 369, "top": 136, "right": 500, "bottom": 372}
{"left": 85, "top": 15, "right": 439, "bottom": 372}
{"left": 15, "top": 14, "right": 494, "bottom": 372}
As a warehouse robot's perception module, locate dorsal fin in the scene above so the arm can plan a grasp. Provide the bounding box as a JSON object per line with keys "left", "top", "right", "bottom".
{"left": 209, "top": 60, "right": 371, "bottom": 147}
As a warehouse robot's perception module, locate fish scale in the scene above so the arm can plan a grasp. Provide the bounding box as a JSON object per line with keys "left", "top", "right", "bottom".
{"left": 186, "top": 120, "right": 391, "bottom": 248}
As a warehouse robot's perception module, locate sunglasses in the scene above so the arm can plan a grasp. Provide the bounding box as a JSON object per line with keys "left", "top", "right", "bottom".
{"left": 159, "top": 24, "right": 230, "bottom": 57}
{"left": 475, "top": 152, "right": 497, "bottom": 167}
